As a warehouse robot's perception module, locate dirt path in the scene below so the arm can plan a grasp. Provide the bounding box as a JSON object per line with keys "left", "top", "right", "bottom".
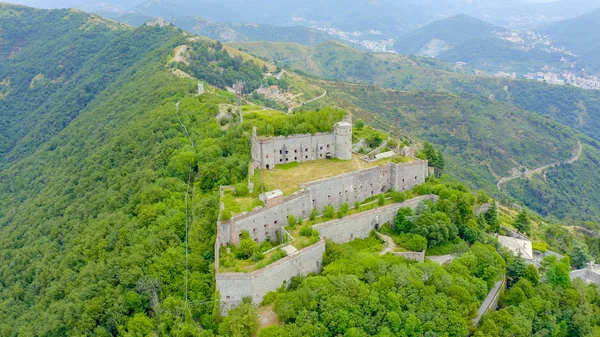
{"left": 497, "top": 141, "right": 583, "bottom": 190}
{"left": 288, "top": 88, "right": 327, "bottom": 113}
{"left": 376, "top": 232, "right": 397, "bottom": 256}
{"left": 255, "top": 305, "right": 281, "bottom": 336}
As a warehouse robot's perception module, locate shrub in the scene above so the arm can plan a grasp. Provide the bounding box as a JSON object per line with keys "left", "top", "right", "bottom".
{"left": 532, "top": 241, "right": 547, "bottom": 253}
{"left": 378, "top": 194, "right": 385, "bottom": 206}
{"left": 287, "top": 214, "right": 297, "bottom": 227}
{"left": 220, "top": 209, "right": 232, "bottom": 221}
{"left": 391, "top": 191, "right": 407, "bottom": 203}
{"left": 310, "top": 208, "right": 318, "bottom": 221}
{"left": 395, "top": 233, "right": 427, "bottom": 252}
{"left": 300, "top": 226, "right": 313, "bottom": 237}
{"left": 337, "top": 203, "right": 349, "bottom": 218}
{"left": 323, "top": 206, "right": 335, "bottom": 219}
{"left": 354, "top": 201, "right": 361, "bottom": 209}
{"left": 234, "top": 182, "right": 249, "bottom": 197}
{"left": 251, "top": 252, "right": 265, "bottom": 262}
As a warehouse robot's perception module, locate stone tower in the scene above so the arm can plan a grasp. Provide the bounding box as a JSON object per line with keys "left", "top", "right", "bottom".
{"left": 334, "top": 121, "right": 352, "bottom": 160}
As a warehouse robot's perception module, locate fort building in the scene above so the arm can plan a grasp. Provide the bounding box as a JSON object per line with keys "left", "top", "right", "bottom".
{"left": 215, "top": 116, "right": 432, "bottom": 314}
{"left": 251, "top": 120, "right": 352, "bottom": 170}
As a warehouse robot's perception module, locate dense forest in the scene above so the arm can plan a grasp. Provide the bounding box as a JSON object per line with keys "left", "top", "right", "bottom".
{"left": 1, "top": 3, "right": 600, "bottom": 336}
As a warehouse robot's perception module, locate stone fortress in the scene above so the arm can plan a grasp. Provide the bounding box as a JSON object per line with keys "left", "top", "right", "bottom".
{"left": 215, "top": 115, "right": 433, "bottom": 313}
{"left": 251, "top": 117, "right": 353, "bottom": 170}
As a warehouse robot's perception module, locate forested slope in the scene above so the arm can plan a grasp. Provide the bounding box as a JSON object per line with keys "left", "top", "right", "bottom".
{"left": 0, "top": 5, "right": 258, "bottom": 335}
{"left": 306, "top": 81, "right": 600, "bottom": 222}
{"left": 0, "top": 4, "right": 192, "bottom": 168}
{"left": 232, "top": 40, "right": 600, "bottom": 143}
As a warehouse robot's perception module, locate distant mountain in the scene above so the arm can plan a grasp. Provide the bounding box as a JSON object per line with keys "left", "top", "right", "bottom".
{"left": 394, "top": 14, "right": 505, "bottom": 57}
{"left": 99, "top": 11, "right": 335, "bottom": 45}
{"left": 3, "top": 0, "right": 143, "bottom": 11}
{"left": 394, "top": 14, "right": 575, "bottom": 75}
{"left": 543, "top": 8, "right": 600, "bottom": 70}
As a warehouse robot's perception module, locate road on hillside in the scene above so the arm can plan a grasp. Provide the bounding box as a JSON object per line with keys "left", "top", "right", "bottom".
{"left": 497, "top": 141, "right": 583, "bottom": 190}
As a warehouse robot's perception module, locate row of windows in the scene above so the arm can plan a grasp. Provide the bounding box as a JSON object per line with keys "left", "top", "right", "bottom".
{"left": 278, "top": 144, "right": 330, "bottom": 155}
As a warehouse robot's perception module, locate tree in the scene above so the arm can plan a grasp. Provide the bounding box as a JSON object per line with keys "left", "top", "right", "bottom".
{"left": 513, "top": 210, "right": 531, "bottom": 235}
{"left": 522, "top": 265, "right": 539, "bottom": 286}
{"left": 355, "top": 119, "right": 365, "bottom": 130}
{"left": 570, "top": 240, "right": 592, "bottom": 269}
{"left": 546, "top": 258, "right": 571, "bottom": 288}
{"left": 238, "top": 230, "right": 259, "bottom": 259}
{"left": 394, "top": 207, "right": 414, "bottom": 233}
{"left": 485, "top": 202, "right": 499, "bottom": 233}
{"left": 219, "top": 298, "right": 259, "bottom": 337}
{"left": 125, "top": 314, "right": 154, "bottom": 337}
{"left": 411, "top": 210, "right": 457, "bottom": 247}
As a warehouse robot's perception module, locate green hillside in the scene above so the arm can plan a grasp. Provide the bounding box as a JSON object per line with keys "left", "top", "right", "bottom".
{"left": 303, "top": 80, "right": 600, "bottom": 222}
{"left": 231, "top": 40, "right": 600, "bottom": 145}
{"left": 394, "top": 14, "right": 504, "bottom": 55}
{"left": 1, "top": 4, "right": 600, "bottom": 336}
{"left": 0, "top": 4, "right": 263, "bottom": 335}
{"left": 544, "top": 8, "right": 600, "bottom": 70}
{"left": 0, "top": 4, "right": 193, "bottom": 168}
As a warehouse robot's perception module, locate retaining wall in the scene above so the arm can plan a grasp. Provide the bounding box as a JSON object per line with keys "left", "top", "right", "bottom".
{"left": 473, "top": 277, "right": 506, "bottom": 326}
{"left": 394, "top": 251, "right": 425, "bottom": 262}
{"left": 216, "top": 239, "right": 326, "bottom": 314}
{"left": 314, "top": 195, "right": 438, "bottom": 244}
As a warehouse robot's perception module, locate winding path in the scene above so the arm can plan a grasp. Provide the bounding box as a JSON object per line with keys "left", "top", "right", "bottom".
{"left": 497, "top": 141, "right": 583, "bottom": 190}
{"left": 376, "top": 232, "right": 397, "bottom": 256}
{"left": 288, "top": 88, "right": 327, "bottom": 114}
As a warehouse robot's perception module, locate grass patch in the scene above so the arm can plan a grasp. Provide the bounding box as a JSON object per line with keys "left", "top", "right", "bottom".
{"left": 257, "top": 154, "right": 396, "bottom": 195}
{"left": 221, "top": 190, "right": 265, "bottom": 215}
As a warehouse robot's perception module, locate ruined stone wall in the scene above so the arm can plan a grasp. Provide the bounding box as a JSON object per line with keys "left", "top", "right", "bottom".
{"left": 216, "top": 239, "right": 326, "bottom": 314}
{"left": 219, "top": 161, "right": 430, "bottom": 246}
{"left": 314, "top": 195, "right": 438, "bottom": 244}
{"left": 223, "top": 191, "right": 312, "bottom": 245}
{"left": 394, "top": 251, "right": 425, "bottom": 262}
{"left": 303, "top": 165, "right": 393, "bottom": 213}
{"left": 251, "top": 129, "right": 337, "bottom": 169}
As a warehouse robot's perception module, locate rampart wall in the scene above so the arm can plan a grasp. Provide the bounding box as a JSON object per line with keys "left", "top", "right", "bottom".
{"left": 314, "top": 195, "right": 438, "bottom": 244}
{"left": 394, "top": 251, "right": 426, "bottom": 262}
{"left": 219, "top": 160, "right": 429, "bottom": 246}
{"left": 216, "top": 239, "right": 326, "bottom": 314}
{"left": 570, "top": 269, "right": 600, "bottom": 286}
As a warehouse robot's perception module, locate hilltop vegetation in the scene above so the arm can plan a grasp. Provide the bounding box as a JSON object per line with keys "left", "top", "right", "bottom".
{"left": 1, "top": 3, "right": 600, "bottom": 336}
{"left": 302, "top": 80, "right": 600, "bottom": 222}
{"left": 0, "top": 4, "right": 257, "bottom": 335}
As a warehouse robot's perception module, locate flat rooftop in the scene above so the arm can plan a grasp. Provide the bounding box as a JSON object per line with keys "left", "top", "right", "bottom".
{"left": 256, "top": 154, "right": 413, "bottom": 195}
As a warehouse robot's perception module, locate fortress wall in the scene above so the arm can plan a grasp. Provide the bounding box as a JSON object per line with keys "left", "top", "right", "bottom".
{"left": 390, "top": 160, "right": 429, "bottom": 191}
{"left": 315, "top": 195, "right": 438, "bottom": 244}
{"left": 221, "top": 161, "right": 431, "bottom": 246}
{"left": 304, "top": 165, "right": 393, "bottom": 212}
{"left": 394, "top": 251, "right": 425, "bottom": 262}
{"left": 227, "top": 191, "right": 312, "bottom": 245}
{"left": 252, "top": 131, "right": 339, "bottom": 169}
{"left": 217, "top": 239, "right": 326, "bottom": 314}
{"left": 571, "top": 269, "right": 600, "bottom": 286}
